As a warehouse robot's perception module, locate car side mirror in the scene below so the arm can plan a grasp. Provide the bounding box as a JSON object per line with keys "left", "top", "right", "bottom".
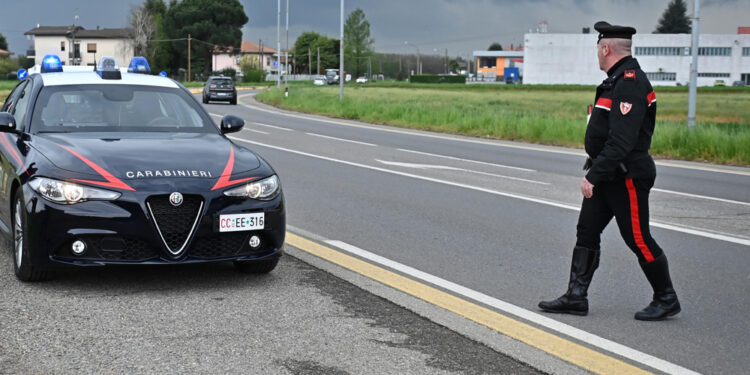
{"left": 0, "top": 112, "right": 19, "bottom": 133}
{"left": 220, "top": 114, "right": 244, "bottom": 134}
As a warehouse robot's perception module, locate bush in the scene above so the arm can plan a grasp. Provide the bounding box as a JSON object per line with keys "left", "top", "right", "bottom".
{"left": 242, "top": 69, "right": 263, "bottom": 83}
{"left": 409, "top": 74, "right": 466, "bottom": 84}
{"left": 0, "top": 58, "right": 18, "bottom": 80}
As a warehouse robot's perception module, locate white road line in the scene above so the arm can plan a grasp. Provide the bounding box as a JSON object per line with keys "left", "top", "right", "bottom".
{"left": 239, "top": 99, "right": 750, "bottom": 177}
{"left": 306, "top": 132, "right": 376, "bottom": 147}
{"left": 324, "top": 239, "right": 700, "bottom": 375}
{"left": 398, "top": 148, "right": 535, "bottom": 172}
{"left": 253, "top": 122, "right": 294, "bottom": 131}
{"left": 375, "top": 159, "right": 548, "bottom": 185}
{"left": 243, "top": 128, "right": 270, "bottom": 135}
{"left": 653, "top": 188, "right": 750, "bottom": 207}
{"left": 229, "top": 136, "right": 750, "bottom": 246}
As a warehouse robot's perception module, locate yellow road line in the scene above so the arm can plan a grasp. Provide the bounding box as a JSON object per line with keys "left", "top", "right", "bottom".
{"left": 286, "top": 232, "right": 652, "bottom": 375}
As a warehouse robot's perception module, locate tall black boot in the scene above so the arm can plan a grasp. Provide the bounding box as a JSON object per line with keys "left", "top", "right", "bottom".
{"left": 539, "top": 246, "right": 600, "bottom": 316}
{"left": 635, "top": 254, "right": 681, "bottom": 321}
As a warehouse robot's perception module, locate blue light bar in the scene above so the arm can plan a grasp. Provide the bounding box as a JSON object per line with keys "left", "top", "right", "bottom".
{"left": 41, "top": 54, "right": 63, "bottom": 73}
{"left": 128, "top": 57, "right": 151, "bottom": 74}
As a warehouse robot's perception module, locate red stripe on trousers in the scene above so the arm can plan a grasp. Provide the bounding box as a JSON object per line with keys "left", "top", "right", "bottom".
{"left": 625, "top": 178, "right": 655, "bottom": 262}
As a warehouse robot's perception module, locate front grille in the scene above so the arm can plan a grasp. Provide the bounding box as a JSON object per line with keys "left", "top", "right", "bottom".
{"left": 191, "top": 233, "right": 250, "bottom": 259}
{"left": 147, "top": 194, "right": 203, "bottom": 255}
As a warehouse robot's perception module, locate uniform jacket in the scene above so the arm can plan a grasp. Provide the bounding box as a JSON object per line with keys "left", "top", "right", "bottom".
{"left": 585, "top": 56, "right": 657, "bottom": 185}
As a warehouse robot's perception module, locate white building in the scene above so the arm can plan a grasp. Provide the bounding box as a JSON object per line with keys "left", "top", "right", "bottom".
{"left": 25, "top": 26, "right": 134, "bottom": 68}
{"left": 523, "top": 33, "right": 750, "bottom": 86}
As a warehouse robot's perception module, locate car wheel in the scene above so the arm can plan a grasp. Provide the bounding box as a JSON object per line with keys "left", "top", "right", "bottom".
{"left": 202, "top": 96, "right": 208, "bottom": 104}
{"left": 12, "top": 190, "right": 50, "bottom": 282}
{"left": 230, "top": 97, "right": 237, "bottom": 105}
{"left": 233, "top": 258, "right": 279, "bottom": 274}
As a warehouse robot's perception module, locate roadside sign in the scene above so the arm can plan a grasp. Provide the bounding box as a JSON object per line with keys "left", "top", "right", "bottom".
{"left": 17, "top": 69, "right": 27, "bottom": 80}
{"left": 159, "top": 71, "right": 167, "bottom": 77}
{"left": 273, "top": 61, "right": 278, "bottom": 67}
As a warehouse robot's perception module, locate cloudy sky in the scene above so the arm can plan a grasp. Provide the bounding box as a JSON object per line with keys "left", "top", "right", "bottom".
{"left": 1, "top": 0, "right": 747, "bottom": 60}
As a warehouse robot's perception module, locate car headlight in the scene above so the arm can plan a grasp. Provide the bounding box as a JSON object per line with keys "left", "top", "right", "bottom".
{"left": 223, "top": 175, "right": 280, "bottom": 200}
{"left": 28, "top": 177, "right": 121, "bottom": 204}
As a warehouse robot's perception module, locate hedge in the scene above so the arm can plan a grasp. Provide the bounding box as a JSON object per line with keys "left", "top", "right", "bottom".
{"left": 409, "top": 74, "right": 466, "bottom": 84}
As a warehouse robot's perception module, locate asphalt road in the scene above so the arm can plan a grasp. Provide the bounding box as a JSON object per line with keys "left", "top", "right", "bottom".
{"left": 199, "top": 91, "right": 749, "bottom": 375}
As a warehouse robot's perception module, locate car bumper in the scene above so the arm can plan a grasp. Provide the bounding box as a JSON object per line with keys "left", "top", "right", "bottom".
{"left": 207, "top": 91, "right": 236, "bottom": 100}
{"left": 22, "top": 185, "right": 285, "bottom": 268}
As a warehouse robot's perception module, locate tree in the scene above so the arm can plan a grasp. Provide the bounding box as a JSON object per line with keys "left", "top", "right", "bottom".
{"left": 238, "top": 54, "right": 258, "bottom": 72}
{"left": 143, "top": 0, "right": 172, "bottom": 73}
{"left": 655, "top": 0, "right": 691, "bottom": 34}
{"left": 343, "top": 8, "right": 374, "bottom": 79}
{"left": 488, "top": 42, "right": 503, "bottom": 51}
{"left": 164, "top": 0, "right": 248, "bottom": 78}
{"left": 0, "top": 32, "right": 8, "bottom": 51}
{"left": 293, "top": 31, "right": 339, "bottom": 75}
{"left": 130, "top": 5, "right": 157, "bottom": 57}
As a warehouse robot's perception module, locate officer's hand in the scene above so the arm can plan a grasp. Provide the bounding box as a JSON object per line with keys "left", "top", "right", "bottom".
{"left": 581, "top": 177, "right": 595, "bottom": 198}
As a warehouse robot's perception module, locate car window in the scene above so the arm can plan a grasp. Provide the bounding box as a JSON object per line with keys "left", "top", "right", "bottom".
{"left": 10, "top": 81, "right": 34, "bottom": 129}
{"left": 31, "top": 84, "right": 217, "bottom": 134}
{"left": 210, "top": 78, "right": 233, "bottom": 86}
{"left": 1, "top": 81, "right": 28, "bottom": 113}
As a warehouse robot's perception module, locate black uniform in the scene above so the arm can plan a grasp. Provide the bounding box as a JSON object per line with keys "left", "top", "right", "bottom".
{"left": 538, "top": 21, "right": 680, "bottom": 321}
{"left": 578, "top": 55, "right": 662, "bottom": 263}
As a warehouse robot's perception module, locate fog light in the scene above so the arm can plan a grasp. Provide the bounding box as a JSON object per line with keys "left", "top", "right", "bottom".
{"left": 71, "top": 240, "right": 86, "bottom": 255}
{"left": 249, "top": 235, "right": 261, "bottom": 248}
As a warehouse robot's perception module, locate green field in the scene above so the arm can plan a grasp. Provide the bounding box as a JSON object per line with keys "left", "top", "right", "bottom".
{"left": 256, "top": 83, "right": 750, "bottom": 165}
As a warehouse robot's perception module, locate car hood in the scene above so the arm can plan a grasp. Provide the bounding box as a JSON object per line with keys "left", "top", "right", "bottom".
{"left": 30, "top": 132, "right": 261, "bottom": 183}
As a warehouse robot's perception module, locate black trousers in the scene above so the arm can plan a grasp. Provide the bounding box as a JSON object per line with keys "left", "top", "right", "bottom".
{"left": 576, "top": 177, "right": 664, "bottom": 263}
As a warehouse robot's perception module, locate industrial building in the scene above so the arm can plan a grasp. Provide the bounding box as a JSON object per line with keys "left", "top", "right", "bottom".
{"left": 523, "top": 32, "right": 750, "bottom": 86}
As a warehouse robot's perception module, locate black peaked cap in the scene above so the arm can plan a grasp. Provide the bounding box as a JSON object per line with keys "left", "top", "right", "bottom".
{"left": 595, "top": 21, "right": 636, "bottom": 42}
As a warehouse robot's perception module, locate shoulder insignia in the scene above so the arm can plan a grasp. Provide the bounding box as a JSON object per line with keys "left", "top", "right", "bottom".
{"left": 624, "top": 70, "right": 636, "bottom": 81}
{"left": 620, "top": 102, "right": 633, "bottom": 115}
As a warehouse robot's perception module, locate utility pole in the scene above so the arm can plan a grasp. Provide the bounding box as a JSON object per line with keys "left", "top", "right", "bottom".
{"left": 368, "top": 56, "right": 371, "bottom": 79}
{"left": 308, "top": 47, "right": 312, "bottom": 75}
{"left": 317, "top": 47, "right": 320, "bottom": 75}
{"left": 285, "top": 0, "right": 289, "bottom": 86}
{"left": 339, "top": 0, "right": 344, "bottom": 101}
{"left": 688, "top": 0, "right": 700, "bottom": 130}
{"left": 259, "top": 39, "right": 262, "bottom": 69}
{"left": 187, "top": 34, "right": 191, "bottom": 82}
{"left": 277, "top": 0, "right": 281, "bottom": 88}
{"left": 445, "top": 48, "right": 448, "bottom": 74}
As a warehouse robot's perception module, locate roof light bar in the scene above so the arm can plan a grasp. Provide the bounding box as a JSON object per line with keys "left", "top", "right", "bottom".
{"left": 128, "top": 57, "right": 151, "bottom": 74}
{"left": 40, "top": 54, "right": 63, "bottom": 73}
{"left": 96, "top": 56, "right": 121, "bottom": 80}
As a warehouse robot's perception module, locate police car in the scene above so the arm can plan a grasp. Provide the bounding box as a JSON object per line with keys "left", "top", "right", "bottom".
{"left": 0, "top": 55, "right": 285, "bottom": 281}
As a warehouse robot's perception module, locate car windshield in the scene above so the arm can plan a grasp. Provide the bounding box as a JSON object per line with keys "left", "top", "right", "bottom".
{"left": 31, "top": 84, "right": 217, "bottom": 134}
{"left": 210, "top": 79, "right": 233, "bottom": 86}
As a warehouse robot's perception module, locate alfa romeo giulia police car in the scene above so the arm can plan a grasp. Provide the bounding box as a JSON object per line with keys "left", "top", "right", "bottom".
{"left": 0, "top": 55, "right": 285, "bottom": 281}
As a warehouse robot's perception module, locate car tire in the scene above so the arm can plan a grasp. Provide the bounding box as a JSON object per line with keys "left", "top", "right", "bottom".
{"left": 233, "top": 258, "right": 279, "bottom": 274}
{"left": 202, "top": 96, "right": 208, "bottom": 104}
{"left": 12, "top": 190, "right": 51, "bottom": 282}
{"left": 230, "top": 97, "right": 237, "bottom": 105}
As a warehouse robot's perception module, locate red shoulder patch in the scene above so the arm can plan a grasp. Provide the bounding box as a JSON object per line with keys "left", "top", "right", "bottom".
{"left": 624, "top": 70, "right": 636, "bottom": 81}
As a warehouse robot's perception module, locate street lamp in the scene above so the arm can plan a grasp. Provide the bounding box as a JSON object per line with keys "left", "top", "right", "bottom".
{"left": 404, "top": 41, "right": 420, "bottom": 75}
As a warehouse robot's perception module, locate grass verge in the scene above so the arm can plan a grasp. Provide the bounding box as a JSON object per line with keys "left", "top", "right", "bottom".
{"left": 256, "top": 84, "right": 750, "bottom": 166}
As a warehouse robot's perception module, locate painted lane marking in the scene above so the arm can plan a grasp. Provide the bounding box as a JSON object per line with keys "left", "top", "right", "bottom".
{"left": 253, "top": 122, "right": 294, "bottom": 131}
{"left": 398, "top": 148, "right": 535, "bottom": 172}
{"left": 375, "top": 159, "right": 548, "bottom": 185}
{"left": 239, "top": 98, "right": 750, "bottom": 177}
{"left": 286, "top": 233, "right": 659, "bottom": 375}
{"left": 306, "top": 132, "right": 376, "bottom": 147}
{"left": 243, "top": 128, "right": 270, "bottom": 135}
{"left": 653, "top": 188, "right": 750, "bottom": 207}
{"left": 230, "top": 136, "right": 750, "bottom": 247}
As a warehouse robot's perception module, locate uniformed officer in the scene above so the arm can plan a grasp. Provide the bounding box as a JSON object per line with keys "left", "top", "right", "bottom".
{"left": 538, "top": 21, "right": 681, "bottom": 321}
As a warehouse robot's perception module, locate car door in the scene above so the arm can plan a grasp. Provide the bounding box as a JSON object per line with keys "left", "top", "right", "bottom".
{"left": 0, "top": 80, "right": 32, "bottom": 227}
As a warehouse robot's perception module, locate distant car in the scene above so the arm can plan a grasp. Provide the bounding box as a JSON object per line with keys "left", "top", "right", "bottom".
{"left": 732, "top": 80, "right": 746, "bottom": 87}
{"left": 313, "top": 76, "right": 326, "bottom": 86}
{"left": 713, "top": 79, "right": 726, "bottom": 87}
{"left": 203, "top": 76, "right": 237, "bottom": 105}
{"left": 355, "top": 76, "right": 368, "bottom": 84}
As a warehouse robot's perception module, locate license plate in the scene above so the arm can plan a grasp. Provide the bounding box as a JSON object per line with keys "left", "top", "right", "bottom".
{"left": 219, "top": 213, "right": 264, "bottom": 232}
{"left": 217, "top": 92, "right": 227, "bottom": 96}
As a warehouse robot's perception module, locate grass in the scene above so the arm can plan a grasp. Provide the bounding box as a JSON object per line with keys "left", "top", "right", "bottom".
{"left": 256, "top": 83, "right": 750, "bottom": 165}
